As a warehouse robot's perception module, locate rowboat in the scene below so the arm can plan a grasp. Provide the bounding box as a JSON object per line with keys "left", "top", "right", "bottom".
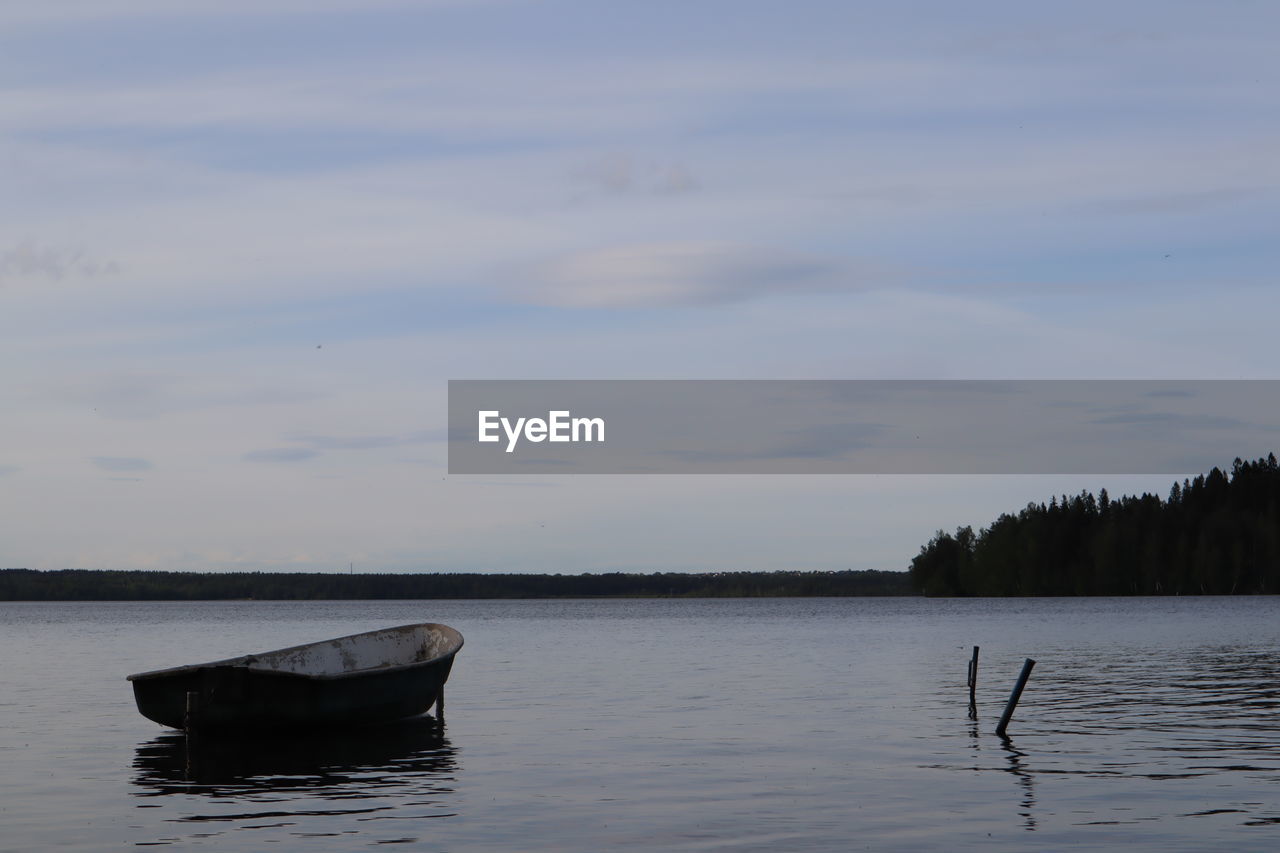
{"left": 126, "top": 623, "right": 463, "bottom": 732}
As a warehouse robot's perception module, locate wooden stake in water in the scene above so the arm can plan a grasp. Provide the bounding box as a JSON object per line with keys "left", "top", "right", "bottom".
{"left": 967, "top": 646, "right": 979, "bottom": 719}
{"left": 995, "top": 658, "right": 1035, "bottom": 738}
{"left": 434, "top": 687, "right": 445, "bottom": 722}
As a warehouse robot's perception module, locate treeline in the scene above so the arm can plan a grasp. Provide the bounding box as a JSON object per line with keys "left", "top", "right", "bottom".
{"left": 0, "top": 568, "right": 913, "bottom": 601}
{"left": 911, "top": 455, "right": 1280, "bottom": 596}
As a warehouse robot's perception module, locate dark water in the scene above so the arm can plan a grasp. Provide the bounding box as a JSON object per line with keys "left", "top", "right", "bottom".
{"left": 3, "top": 597, "right": 1280, "bottom": 851}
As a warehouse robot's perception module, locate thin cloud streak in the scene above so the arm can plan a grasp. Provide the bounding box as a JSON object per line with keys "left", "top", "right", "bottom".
{"left": 0, "top": 0, "right": 493, "bottom": 27}
{"left": 90, "top": 456, "right": 152, "bottom": 471}
{"left": 523, "top": 242, "right": 879, "bottom": 307}
{"left": 243, "top": 447, "right": 319, "bottom": 463}
{"left": 0, "top": 241, "right": 120, "bottom": 283}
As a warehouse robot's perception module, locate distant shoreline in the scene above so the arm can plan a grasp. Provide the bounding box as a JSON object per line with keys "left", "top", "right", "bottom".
{"left": 0, "top": 568, "right": 914, "bottom": 601}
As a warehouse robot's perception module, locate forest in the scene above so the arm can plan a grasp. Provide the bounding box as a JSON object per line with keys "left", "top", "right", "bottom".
{"left": 910, "top": 455, "right": 1280, "bottom": 596}
{"left": 0, "top": 568, "right": 913, "bottom": 601}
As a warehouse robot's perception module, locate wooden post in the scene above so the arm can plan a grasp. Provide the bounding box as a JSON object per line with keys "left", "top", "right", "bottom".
{"left": 434, "top": 687, "right": 445, "bottom": 722}
{"left": 995, "top": 658, "right": 1035, "bottom": 738}
{"left": 967, "top": 646, "right": 979, "bottom": 719}
{"left": 185, "top": 690, "right": 200, "bottom": 735}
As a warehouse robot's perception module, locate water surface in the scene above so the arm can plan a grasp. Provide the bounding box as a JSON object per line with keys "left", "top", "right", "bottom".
{"left": 3, "top": 597, "right": 1280, "bottom": 850}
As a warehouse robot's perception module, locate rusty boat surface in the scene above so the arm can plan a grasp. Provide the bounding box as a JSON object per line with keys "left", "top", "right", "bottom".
{"left": 127, "top": 623, "right": 463, "bottom": 731}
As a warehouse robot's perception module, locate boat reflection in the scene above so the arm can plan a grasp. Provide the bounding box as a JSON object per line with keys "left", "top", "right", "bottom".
{"left": 132, "top": 717, "right": 457, "bottom": 798}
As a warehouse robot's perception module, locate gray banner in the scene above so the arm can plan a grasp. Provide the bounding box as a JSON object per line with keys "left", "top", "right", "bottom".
{"left": 447, "top": 380, "right": 1280, "bottom": 474}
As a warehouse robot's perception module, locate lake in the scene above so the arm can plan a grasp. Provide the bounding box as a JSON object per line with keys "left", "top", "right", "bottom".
{"left": 2, "top": 597, "right": 1280, "bottom": 851}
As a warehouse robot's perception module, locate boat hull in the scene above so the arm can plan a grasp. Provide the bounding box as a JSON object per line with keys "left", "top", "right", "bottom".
{"left": 127, "top": 623, "right": 462, "bottom": 731}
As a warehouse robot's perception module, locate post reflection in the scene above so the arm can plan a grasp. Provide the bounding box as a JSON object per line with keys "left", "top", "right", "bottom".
{"left": 999, "top": 737, "right": 1037, "bottom": 832}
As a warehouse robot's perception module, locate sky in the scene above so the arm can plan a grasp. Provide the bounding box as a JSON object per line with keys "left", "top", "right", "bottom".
{"left": 2, "top": 0, "right": 1278, "bottom": 573}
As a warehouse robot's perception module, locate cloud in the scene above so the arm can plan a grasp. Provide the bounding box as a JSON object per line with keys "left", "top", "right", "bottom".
{"left": 0, "top": 0, "right": 485, "bottom": 27}
{"left": 1089, "top": 412, "right": 1251, "bottom": 430}
{"left": 243, "top": 447, "right": 320, "bottom": 463}
{"left": 0, "top": 464, "right": 19, "bottom": 476}
{"left": 663, "top": 422, "right": 889, "bottom": 465}
{"left": 90, "top": 456, "right": 152, "bottom": 471}
{"left": 522, "top": 241, "right": 868, "bottom": 308}
{"left": 285, "top": 429, "right": 442, "bottom": 450}
{"left": 48, "top": 372, "right": 320, "bottom": 420}
{"left": 569, "top": 154, "right": 699, "bottom": 197}
{"left": 1, "top": 27, "right": 1273, "bottom": 321}
{"left": 771, "top": 423, "right": 890, "bottom": 459}
{"left": 0, "top": 241, "right": 119, "bottom": 283}
{"left": 1082, "top": 188, "right": 1266, "bottom": 217}
{"left": 239, "top": 430, "right": 442, "bottom": 466}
